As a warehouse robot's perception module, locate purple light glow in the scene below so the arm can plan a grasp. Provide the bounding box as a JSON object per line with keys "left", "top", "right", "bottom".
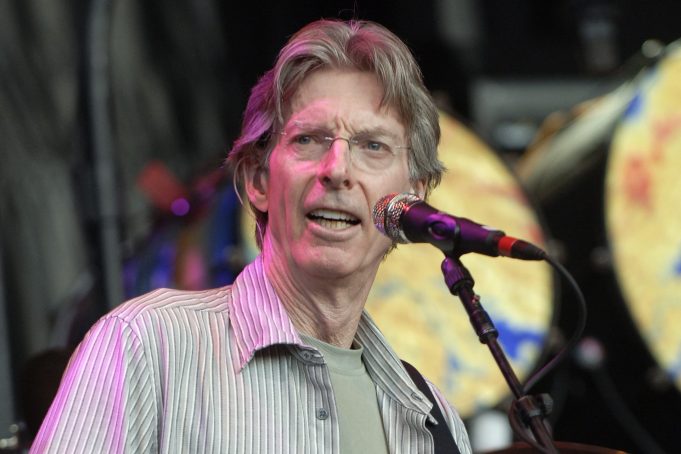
{"left": 171, "top": 198, "right": 190, "bottom": 216}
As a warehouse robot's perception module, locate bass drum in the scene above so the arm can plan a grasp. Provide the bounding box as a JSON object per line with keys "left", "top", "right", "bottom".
{"left": 605, "top": 47, "right": 681, "bottom": 392}
{"left": 241, "top": 111, "right": 554, "bottom": 419}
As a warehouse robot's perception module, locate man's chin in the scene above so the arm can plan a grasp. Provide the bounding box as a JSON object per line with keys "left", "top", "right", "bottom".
{"left": 293, "top": 248, "right": 378, "bottom": 281}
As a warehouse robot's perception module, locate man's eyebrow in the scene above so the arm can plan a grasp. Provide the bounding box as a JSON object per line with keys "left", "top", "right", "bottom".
{"left": 286, "top": 121, "right": 331, "bottom": 133}
{"left": 355, "top": 126, "right": 394, "bottom": 135}
{"left": 287, "top": 121, "right": 402, "bottom": 140}
{"left": 353, "top": 126, "right": 401, "bottom": 141}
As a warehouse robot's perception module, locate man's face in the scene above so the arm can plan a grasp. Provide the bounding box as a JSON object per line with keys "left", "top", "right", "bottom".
{"left": 248, "top": 68, "right": 423, "bottom": 282}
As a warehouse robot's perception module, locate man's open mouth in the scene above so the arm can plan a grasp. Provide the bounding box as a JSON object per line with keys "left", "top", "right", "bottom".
{"left": 307, "top": 209, "right": 361, "bottom": 230}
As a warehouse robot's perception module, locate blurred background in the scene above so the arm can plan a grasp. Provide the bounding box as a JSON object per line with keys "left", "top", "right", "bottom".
{"left": 1, "top": 0, "right": 680, "bottom": 452}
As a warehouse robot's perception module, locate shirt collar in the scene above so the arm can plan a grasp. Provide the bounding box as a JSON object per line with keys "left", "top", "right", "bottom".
{"left": 229, "top": 255, "right": 303, "bottom": 370}
{"left": 229, "top": 255, "right": 434, "bottom": 418}
{"left": 356, "top": 312, "right": 437, "bottom": 419}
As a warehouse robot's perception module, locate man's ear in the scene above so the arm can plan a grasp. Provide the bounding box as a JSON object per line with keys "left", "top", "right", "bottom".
{"left": 244, "top": 165, "right": 269, "bottom": 213}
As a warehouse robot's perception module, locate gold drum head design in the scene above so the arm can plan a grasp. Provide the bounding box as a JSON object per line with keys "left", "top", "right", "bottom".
{"left": 606, "top": 49, "right": 681, "bottom": 392}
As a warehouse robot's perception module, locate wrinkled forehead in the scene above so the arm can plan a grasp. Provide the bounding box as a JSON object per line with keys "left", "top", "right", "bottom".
{"left": 280, "top": 68, "right": 408, "bottom": 140}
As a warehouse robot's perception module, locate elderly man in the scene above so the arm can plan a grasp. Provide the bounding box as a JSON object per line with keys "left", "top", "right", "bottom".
{"left": 32, "top": 19, "right": 471, "bottom": 453}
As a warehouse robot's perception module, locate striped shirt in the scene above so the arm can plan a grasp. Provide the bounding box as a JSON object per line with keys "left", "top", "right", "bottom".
{"left": 32, "top": 256, "right": 471, "bottom": 453}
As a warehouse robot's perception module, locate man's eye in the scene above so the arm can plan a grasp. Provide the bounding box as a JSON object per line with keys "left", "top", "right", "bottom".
{"left": 363, "top": 140, "right": 388, "bottom": 153}
{"left": 293, "top": 135, "right": 314, "bottom": 145}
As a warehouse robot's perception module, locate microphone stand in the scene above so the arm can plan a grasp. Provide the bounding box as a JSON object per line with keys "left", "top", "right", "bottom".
{"left": 441, "top": 255, "right": 558, "bottom": 454}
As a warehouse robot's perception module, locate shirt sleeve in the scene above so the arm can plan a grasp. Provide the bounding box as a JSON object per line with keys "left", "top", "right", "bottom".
{"left": 30, "top": 315, "right": 158, "bottom": 453}
{"left": 427, "top": 379, "right": 473, "bottom": 454}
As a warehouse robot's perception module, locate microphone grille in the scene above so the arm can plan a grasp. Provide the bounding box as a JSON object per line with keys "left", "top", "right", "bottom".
{"left": 372, "top": 193, "right": 421, "bottom": 244}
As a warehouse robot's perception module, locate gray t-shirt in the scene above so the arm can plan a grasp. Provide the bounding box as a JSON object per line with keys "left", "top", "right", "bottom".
{"left": 301, "top": 334, "right": 390, "bottom": 454}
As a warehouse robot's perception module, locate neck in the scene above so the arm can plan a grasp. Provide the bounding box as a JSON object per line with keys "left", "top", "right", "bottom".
{"left": 261, "top": 243, "right": 377, "bottom": 349}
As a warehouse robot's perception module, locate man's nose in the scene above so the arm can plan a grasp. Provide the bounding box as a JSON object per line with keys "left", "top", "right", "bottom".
{"left": 318, "top": 138, "right": 355, "bottom": 189}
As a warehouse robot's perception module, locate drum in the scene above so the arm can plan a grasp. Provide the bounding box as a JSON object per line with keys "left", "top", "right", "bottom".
{"left": 241, "top": 111, "right": 554, "bottom": 418}
{"left": 512, "top": 45, "right": 681, "bottom": 452}
{"left": 605, "top": 47, "right": 681, "bottom": 392}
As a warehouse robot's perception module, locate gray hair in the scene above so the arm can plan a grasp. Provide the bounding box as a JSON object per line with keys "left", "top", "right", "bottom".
{"left": 228, "top": 19, "right": 443, "bottom": 247}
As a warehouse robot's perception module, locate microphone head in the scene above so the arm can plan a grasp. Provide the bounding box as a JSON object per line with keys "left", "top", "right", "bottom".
{"left": 372, "top": 193, "right": 421, "bottom": 243}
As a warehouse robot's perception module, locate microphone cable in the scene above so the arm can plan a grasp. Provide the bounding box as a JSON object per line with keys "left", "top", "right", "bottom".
{"left": 523, "top": 254, "right": 588, "bottom": 394}
{"left": 504, "top": 254, "right": 588, "bottom": 453}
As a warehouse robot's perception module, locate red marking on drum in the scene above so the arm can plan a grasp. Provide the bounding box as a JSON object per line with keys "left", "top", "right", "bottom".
{"left": 651, "top": 115, "right": 681, "bottom": 162}
{"left": 622, "top": 154, "right": 652, "bottom": 210}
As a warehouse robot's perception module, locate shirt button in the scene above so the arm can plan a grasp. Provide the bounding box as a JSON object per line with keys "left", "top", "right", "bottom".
{"left": 316, "top": 408, "right": 329, "bottom": 420}
{"left": 411, "top": 392, "right": 423, "bottom": 401}
{"left": 301, "top": 351, "right": 313, "bottom": 361}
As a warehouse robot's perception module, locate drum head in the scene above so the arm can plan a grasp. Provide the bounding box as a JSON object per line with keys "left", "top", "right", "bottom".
{"left": 605, "top": 48, "right": 681, "bottom": 392}
{"left": 365, "top": 112, "right": 553, "bottom": 417}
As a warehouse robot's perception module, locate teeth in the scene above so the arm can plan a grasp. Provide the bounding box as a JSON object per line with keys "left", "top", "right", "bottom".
{"left": 315, "top": 218, "right": 354, "bottom": 230}
{"left": 307, "top": 209, "right": 360, "bottom": 229}
{"left": 308, "top": 209, "right": 358, "bottom": 222}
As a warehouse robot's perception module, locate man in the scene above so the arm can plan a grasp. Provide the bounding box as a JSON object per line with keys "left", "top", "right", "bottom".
{"left": 32, "top": 19, "right": 472, "bottom": 453}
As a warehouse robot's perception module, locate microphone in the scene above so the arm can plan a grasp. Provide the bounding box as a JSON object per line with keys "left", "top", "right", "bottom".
{"left": 373, "top": 193, "right": 546, "bottom": 260}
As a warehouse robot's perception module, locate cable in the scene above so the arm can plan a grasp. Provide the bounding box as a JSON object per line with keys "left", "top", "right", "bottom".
{"left": 507, "top": 399, "right": 556, "bottom": 454}
{"left": 523, "top": 254, "right": 588, "bottom": 393}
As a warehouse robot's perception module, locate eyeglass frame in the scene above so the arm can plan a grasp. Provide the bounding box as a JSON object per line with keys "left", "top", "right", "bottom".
{"left": 271, "top": 128, "right": 411, "bottom": 172}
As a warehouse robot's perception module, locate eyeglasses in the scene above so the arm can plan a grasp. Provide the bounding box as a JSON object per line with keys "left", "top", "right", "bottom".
{"left": 274, "top": 129, "right": 410, "bottom": 173}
